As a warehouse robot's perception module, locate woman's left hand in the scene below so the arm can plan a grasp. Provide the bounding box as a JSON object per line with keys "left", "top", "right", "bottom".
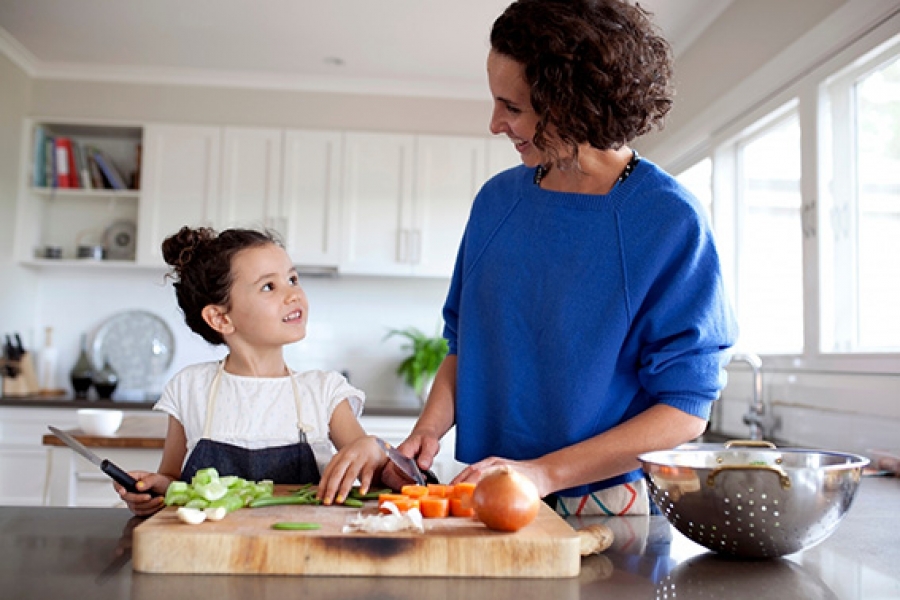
{"left": 317, "top": 435, "right": 386, "bottom": 505}
{"left": 451, "top": 456, "right": 553, "bottom": 498}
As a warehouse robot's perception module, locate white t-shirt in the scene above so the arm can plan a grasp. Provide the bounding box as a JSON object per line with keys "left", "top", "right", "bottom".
{"left": 154, "top": 361, "right": 365, "bottom": 475}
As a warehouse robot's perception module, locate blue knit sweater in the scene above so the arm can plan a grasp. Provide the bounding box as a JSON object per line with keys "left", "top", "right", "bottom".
{"left": 443, "top": 160, "right": 737, "bottom": 497}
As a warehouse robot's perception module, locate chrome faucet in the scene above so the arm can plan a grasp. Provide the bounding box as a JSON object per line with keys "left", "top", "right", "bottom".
{"left": 729, "top": 352, "right": 777, "bottom": 440}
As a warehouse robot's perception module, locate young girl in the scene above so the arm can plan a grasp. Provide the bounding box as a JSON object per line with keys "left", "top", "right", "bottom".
{"left": 117, "top": 226, "right": 387, "bottom": 516}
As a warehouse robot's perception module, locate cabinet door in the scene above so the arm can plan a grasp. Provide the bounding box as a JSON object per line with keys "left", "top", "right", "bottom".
{"left": 412, "top": 135, "right": 487, "bottom": 277}
{"left": 219, "top": 127, "right": 283, "bottom": 232}
{"left": 138, "top": 125, "right": 221, "bottom": 266}
{"left": 340, "top": 132, "right": 415, "bottom": 275}
{"left": 282, "top": 130, "right": 343, "bottom": 268}
{"left": 486, "top": 136, "right": 521, "bottom": 179}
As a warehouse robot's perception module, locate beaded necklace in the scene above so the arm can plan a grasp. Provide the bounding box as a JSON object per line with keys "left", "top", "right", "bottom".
{"left": 533, "top": 149, "right": 641, "bottom": 188}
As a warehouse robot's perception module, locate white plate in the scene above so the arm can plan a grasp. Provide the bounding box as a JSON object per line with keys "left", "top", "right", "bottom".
{"left": 103, "top": 219, "right": 137, "bottom": 260}
{"left": 91, "top": 310, "right": 174, "bottom": 399}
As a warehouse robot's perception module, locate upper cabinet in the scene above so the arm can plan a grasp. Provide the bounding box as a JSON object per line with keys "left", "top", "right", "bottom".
{"left": 15, "top": 120, "right": 143, "bottom": 266}
{"left": 339, "top": 133, "right": 519, "bottom": 278}
{"left": 339, "top": 132, "right": 416, "bottom": 276}
{"left": 138, "top": 124, "right": 221, "bottom": 266}
{"left": 138, "top": 124, "right": 342, "bottom": 269}
{"left": 282, "top": 130, "right": 343, "bottom": 269}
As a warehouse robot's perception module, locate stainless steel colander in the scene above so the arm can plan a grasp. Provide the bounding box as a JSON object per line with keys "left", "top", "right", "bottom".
{"left": 638, "top": 441, "right": 869, "bottom": 558}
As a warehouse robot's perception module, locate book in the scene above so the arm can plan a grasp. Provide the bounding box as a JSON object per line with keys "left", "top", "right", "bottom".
{"left": 88, "top": 147, "right": 127, "bottom": 190}
{"left": 71, "top": 141, "right": 92, "bottom": 190}
{"left": 32, "top": 126, "right": 46, "bottom": 187}
{"left": 44, "top": 136, "right": 55, "bottom": 188}
{"left": 87, "top": 153, "right": 105, "bottom": 189}
{"left": 54, "top": 137, "right": 74, "bottom": 188}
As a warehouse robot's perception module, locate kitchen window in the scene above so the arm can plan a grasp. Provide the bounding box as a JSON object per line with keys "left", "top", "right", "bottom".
{"left": 821, "top": 46, "right": 900, "bottom": 354}
{"left": 674, "top": 28, "right": 900, "bottom": 368}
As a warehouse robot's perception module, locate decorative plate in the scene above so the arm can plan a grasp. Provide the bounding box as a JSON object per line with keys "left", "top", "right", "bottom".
{"left": 91, "top": 310, "right": 175, "bottom": 398}
{"left": 103, "top": 219, "right": 137, "bottom": 261}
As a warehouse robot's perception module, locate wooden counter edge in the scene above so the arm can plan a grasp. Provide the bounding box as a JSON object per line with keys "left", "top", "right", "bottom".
{"left": 42, "top": 430, "right": 165, "bottom": 449}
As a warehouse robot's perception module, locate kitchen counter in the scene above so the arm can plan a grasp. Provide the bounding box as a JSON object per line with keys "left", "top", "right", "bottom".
{"left": 0, "top": 477, "right": 896, "bottom": 599}
{"left": 0, "top": 396, "right": 421, "bottom": 417}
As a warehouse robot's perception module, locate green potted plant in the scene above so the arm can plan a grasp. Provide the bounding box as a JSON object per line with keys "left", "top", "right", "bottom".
{"left": 385, "top": 327, "right": 449, "bottom": 404}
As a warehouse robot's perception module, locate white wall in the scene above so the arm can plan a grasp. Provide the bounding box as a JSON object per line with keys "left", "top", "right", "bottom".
{"left": 0, "top": 53, "right": 39, "bottom": 346}
{"left": 30, "top": 267, "right": 449, "bottom": 408}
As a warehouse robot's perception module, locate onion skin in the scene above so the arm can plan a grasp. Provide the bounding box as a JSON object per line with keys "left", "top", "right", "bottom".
{"left": 472, "top": 465, "right": 541, "bottom": 532}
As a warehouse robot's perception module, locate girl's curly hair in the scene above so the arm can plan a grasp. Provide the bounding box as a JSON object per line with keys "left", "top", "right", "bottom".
{"left": 490, "top": 0, "right": 674, "bottom": 164}
{"left": 161, "top": 226, "right": 282, "bottom": 345}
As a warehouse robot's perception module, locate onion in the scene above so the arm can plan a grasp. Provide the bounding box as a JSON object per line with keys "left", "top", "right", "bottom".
{"left": 472, "top": 465, "right": 541, "bottom": 532}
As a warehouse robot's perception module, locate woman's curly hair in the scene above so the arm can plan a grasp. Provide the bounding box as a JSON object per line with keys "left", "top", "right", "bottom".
{"left": 161, "top": 226, "right": 282, "bottom": 345}
{"left": 491, "top": 0, "right": 674, "bottom": 164}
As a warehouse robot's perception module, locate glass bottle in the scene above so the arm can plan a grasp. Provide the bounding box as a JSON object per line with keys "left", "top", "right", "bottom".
{"left": 92, "top": 358, "right": 118, "bottom": 399}
{"left": 70, "top": 333, "right": 94, "bottom": 398}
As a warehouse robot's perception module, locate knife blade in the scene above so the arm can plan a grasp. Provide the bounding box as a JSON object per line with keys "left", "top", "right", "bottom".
{"left": 375, "top": 437, "right": 427, "bottom": 486}
{"left": 48, "top": 426, "right": 160, "bottom": 496}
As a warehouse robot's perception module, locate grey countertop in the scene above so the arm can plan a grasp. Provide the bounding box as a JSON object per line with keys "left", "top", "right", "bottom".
{"left": 0, "top": 477, "right": 897, "bottom": 599}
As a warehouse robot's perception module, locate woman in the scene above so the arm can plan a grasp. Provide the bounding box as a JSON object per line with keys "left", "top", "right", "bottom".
{"left": 395, "top": 0, "right": 737, "bottom": 516}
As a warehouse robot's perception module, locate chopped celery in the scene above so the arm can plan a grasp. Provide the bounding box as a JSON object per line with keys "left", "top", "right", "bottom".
{"left": 184, "top": 497, "right": 210, "bottom": 509}
{"left": 162, "top": 469, "right": 281, "bottom": 513}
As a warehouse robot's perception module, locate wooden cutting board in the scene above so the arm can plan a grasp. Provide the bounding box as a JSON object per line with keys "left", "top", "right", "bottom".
{"left": 133, "top": 489, "right": 580, "bottom": 577}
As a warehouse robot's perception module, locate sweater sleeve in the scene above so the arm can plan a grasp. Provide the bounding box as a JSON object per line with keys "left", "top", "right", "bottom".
{"left": 620, "top": 187, "right": 737, "bottom": 419}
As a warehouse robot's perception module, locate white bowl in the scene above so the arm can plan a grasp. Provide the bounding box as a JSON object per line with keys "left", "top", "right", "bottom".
{"left": 77, "top": 409, "right": 123, "bottom": 436}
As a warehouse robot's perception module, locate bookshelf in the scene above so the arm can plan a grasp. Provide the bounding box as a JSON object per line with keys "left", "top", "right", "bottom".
{"left": 16, "top": 120, "right": 144, "bottom": 266}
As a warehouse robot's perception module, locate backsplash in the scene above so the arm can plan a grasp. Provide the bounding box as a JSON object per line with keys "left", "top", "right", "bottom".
{"left": 21, "top": 269, "right": 450, "bottom": 410}
{"left": 714, "top": 368, "right": 900, "bottom": 457}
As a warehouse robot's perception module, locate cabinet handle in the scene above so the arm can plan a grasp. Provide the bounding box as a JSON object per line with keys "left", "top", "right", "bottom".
{"left": 397, "top": 229, "right": 409, "bottom": 263}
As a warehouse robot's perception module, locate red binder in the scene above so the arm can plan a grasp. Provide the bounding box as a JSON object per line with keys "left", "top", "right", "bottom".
{"left": 54, "top": 137, "right": 78, "bottom": 188}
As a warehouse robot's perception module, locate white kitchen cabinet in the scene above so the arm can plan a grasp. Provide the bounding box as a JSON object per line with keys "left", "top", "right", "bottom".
{"left": 339, "top": 133, "right": 491, "bottom": 278}
{"left": 412, "top": 135, "right": 487, "bottom": 277}
{"left": 486, "top": 136, "right": 522, "bottom": 175}
{"left": 138, "top": 124, "right": 222, "bottom": 266}
{"left": 0, "top": 406, "right": 77, "bottom": 505}
{"left": 219, "top": 127, "right": 283, "bottom": 231}
{"left": 340, "top": 132, "right": 416, "bottom": 276}
{"left": 282, "top": 130, "right": 343, "bottom": 269}
{"left": 15, "top": 120, "right": 143, "bottom": 267}
{"left": 139, "top": 124, "right": 342, "bottom": 269}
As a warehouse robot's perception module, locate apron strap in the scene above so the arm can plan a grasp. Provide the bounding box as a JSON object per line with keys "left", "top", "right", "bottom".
{"left": 204, "top": 358, "right": 311, "bottom": 443}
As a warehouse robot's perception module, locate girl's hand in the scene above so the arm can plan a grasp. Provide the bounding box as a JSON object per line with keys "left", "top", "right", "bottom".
{"left": 114, "top": 471, "right": 171, "bottom": 517}
{"left": 451, "top": 457, "right": 553, "bottom": 498}
{"left": 317, "top": 435, "right": 386, "bottom": 505}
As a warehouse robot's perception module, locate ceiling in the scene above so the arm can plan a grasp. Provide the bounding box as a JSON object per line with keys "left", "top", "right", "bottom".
{"left": 0, "top": 0, "right": 732, "bottom": 99}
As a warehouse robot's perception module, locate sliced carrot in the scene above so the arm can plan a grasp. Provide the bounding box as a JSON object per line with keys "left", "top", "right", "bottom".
{"left": 419, "top": 495, "right": 450, "bottom": 518}
{"left": 426, "top": 483, "right": 455, "bottom": 498}
{"left": 449, "top": 496, "right": 475, "bottom": 518}
{"left": 378, "top": 494, "right": 420, "bottom": 513}
{"left": 400, "top": 484, "right": 429, "bottom": 498}
{"left": 451, "top": 482, "right": 477, "bottom": 499}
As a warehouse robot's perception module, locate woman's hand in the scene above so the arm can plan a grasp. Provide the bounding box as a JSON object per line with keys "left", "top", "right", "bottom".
{"left": 452, "top": 457, "right": 553, "bottom": 498}
{"left": 114, "top": 471, "right": 171, "bottom": 517}
{"left": 317, "top": 435, "right": 386, "bottom": 505}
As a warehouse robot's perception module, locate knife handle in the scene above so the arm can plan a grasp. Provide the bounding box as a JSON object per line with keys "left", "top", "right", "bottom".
{"left": 102, "top": 459, "right": 160, "bottom": 497}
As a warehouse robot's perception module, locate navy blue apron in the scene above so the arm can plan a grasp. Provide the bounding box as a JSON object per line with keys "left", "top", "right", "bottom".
{"left": 181, "top": 360, "right": 320, "bottom": 484}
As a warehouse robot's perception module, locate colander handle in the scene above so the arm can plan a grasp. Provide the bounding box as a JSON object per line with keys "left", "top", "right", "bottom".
{"left": 723, "top": 440, "right": 777, "bottom": 449}
{"left": 706, "top": 464, "right": 792, "bottom": 489}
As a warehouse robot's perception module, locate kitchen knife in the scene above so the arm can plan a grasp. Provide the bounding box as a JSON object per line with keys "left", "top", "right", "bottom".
{"left": 48, "top": 426, "right": 160, "bottom": 497}
{"left": 375, "top": 437, "right": 427, "bottom": 486}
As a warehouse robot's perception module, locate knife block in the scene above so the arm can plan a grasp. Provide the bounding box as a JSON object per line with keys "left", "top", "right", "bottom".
{"left": 2, "top": 353, "right": 40, "bottom": 397}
